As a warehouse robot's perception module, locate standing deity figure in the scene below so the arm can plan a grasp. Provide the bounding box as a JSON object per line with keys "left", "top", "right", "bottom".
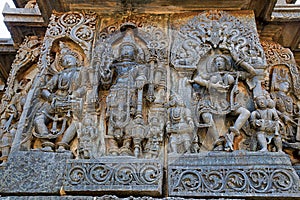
{"left": 250, "top": 95, "right": 282, "bottom": 152}
{"left": 270, "top": 69, "right": 299, "bottom": 142}
{"left": 166, "top": 95, "right": 194, "bottom": 154}
{"left": 189, "top": 55, "right": 250, "bottom": 151}
{"left": 33, "top": 42, "right": 85, "bottom": 152}
{"left": 106, "top": 29, "right": 149, "bottom": 157}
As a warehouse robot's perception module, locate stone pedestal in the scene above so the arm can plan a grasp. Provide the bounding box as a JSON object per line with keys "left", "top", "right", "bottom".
{"left": 0, "top": 151, "right": 73, "bottom": 195}
{"left": 168, "top": 151, "right": 300, "bottom": 198}
{"left": 63, "top": 157, "right": 163, "bottom": 196}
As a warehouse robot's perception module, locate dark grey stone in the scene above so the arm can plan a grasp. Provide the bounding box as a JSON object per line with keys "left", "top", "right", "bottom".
{"left": 168, "top": 151, "right": 300, "bottom": 198}
{"left": 63, "top": 157, "right": 163, "bottom": 196}
{"left": 0, "top": 151, "right": 73, "bottom": 195}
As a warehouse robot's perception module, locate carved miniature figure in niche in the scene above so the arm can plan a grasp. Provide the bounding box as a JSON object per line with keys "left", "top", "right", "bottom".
{"left": 78, "top": 116, "right": 97, "bottom": 159}
{"left": 166, "top": 95, "right": 194, "bottom": 154}
{"left": 144, "top": 117, "right": 163, "bottom": 159}
{"left": 0, "top": 78, "right": 31, "bottom": 165}
{"left": 189, "top": 54, "right": 251, "bottom": 151}
{"left": 250, "top": 95, "right": 282, "bottom": 152}
{"left": 105, "top": 29, "right": 150, "bottom": 157}
{"left": 0, "top": 104, "right": 18, "bottom": 166}
{"left": 270, "top": 68, "right": 299, "bottom": 143}
{"left": 33, "top": 41, "right": 85, "bottom": 153}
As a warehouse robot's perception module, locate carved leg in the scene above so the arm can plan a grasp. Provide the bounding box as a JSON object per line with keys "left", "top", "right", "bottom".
{"left": 107, "top": 138, "right": 119, "bottom": 156}
{"left": 57, "top": 122, "right": 77, "bottom": 152}
{"left": 233, "top": 107, "right": 250, "bottom": 131}
{"left": 274, "top": 135, "right": 283, "bottom": 153}
{"left": 183, "top": 140, "right": 191, "bottom": 153}
{"left": 257, "top": 132, "right": 268, "bottom": 151}
{"left": 169, "top": 134, "right": 178, "bottom": 154}
{"left": 202, "top": 112, "right": 218, "bottom": 140}
{"left": 34, "top": 114, "right": 49, "bottom": 136}
{"left": 120, "top": 138, "right": 132, "bottom": 156}
{"left": 224, "top": 107, "right": 250, "bottom": 151}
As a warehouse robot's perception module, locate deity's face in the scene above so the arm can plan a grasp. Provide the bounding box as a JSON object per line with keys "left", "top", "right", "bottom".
{"left": 256, "top": 96, "right": 267, "bottom": 109}
{"left": 120, "top": 44, "right": 135, "bottom": 61}
{"left": 61, "top": 54, "right": 77, "bottom": 68}
{"left": 279, "top": 81, "right": 290, "bottom": 93}
{"left": 215, "top": 56, "right": 226, "bottom": 71}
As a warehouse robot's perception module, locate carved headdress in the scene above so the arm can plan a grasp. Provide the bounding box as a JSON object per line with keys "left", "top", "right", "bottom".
{"left": 270, "top": 68, "right": 291, "bottom": 92}
{"left": 115, "top": 28, "right": 145, "bottom": 63}
{"left": 118, "top": 29, "right": 137, "bottom": 55}
{"left": 55, "top": 41, "right": 82, "bottom": 71}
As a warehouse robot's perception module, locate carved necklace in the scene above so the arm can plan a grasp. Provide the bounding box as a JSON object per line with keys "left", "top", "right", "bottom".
{"left": 172, "top": 107, "right": 181, "bottom": 121}
{"left": 58, "top": 68, "right": 77, "bottom": 91}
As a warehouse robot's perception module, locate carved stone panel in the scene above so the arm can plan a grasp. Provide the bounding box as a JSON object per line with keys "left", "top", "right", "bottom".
{"left": 168, "top": 152, "right": 299, "bottom": 198}
{"left": 0, "top": 151, "right": 72, "bottom": 194}
{"left": 63, "top": 158, "right": 163, "bottom": 195}
{"left": 1, "top": 9, "right": 300, "bottom": 198}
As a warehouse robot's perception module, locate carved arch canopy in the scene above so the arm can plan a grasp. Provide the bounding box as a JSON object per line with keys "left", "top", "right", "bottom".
{"left": 261, "top": 40, "right": 300, "bottom": 98}
{"left": 171, "top": 10, "right": 266, "bottom": 69}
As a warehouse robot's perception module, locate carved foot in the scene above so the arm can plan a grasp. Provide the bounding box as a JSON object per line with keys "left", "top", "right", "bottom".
{"left": 0, "top": 161, "right": 7, "bottom": 167}
{"left": 259, "top": 148, "right": 268, "bottom": 152}
{"left": 213, "top": 145, "right": 224, "bottom": 151}
{"left": 40, "top": 146, "right": 54, "bottom": 152}
{"left": 277, "top": 150, "right": 284, "bottom": 154}
{"left": 213, "top": 137, "right": 225, "bottom": 151}
{"left": 56, "top": 146, "right": 69, "bottom": 153}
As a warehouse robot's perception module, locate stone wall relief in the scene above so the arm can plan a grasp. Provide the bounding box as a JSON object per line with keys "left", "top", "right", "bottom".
{"left": 250, "top": 94, "right": 282, "bottom": 152}
{"left": 8, "top": 11, "right": 99, "bottom": 159}
{"left": 189, "top": 52, "right": 254, "bottom": 152}
{"left": 6, "top": 10, "right": 300, "bottom": 163}
{"left": 170, "top": 11, "right": 267, "bottom": 153}
{"left": 166, "top": 94, "right": 194, "bottom": 154}
{"left": 261, "top": 40, "right": 300, "bottom": 162}
{"left": 31, "top": 41, "right": 87, "bottom": 155}
{"left": 94, "top": 20, "right": 168, "bottom": 159}
{"left": 0, "top": 36, "right": 41, "bottom": 166}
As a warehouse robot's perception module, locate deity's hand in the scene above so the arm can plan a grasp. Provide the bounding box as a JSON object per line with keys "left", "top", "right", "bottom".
{"left": 211, "top": 82, "right": 229, "bottom": 91}
{"left": 255, "top": 119, "right": 263, "bottom": 127}
{"left": 188, "top": 79, "right": 194, "bottom": 84}
{"left": 189, "top": 121, "right": 194, "bottom": 129}
{"left": 283, "top": 115, "right": 296, "bottom": 124}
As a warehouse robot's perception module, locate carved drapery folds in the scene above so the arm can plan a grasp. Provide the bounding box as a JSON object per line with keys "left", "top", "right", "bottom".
{"left": 1, "top": 10, "right": 300, "bottom": 197}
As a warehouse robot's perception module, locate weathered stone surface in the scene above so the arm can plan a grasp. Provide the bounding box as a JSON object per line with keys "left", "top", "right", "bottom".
{"left": 63, "top": 157, "right": 163, "bottom": 196}
{"left": 0, "top": 6, "right": 300, "bottom": 199}
{"left": 0, "top": 151, "right": 72, "bottom": 194}
{"left": 293, "top": 164, "right": 300, "bottom": 178}
{"left": 0, "top": 195, "right": 245, "bottom": 200}
{"left": 168, "top": 151, "right": 300, "bottom": 198}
